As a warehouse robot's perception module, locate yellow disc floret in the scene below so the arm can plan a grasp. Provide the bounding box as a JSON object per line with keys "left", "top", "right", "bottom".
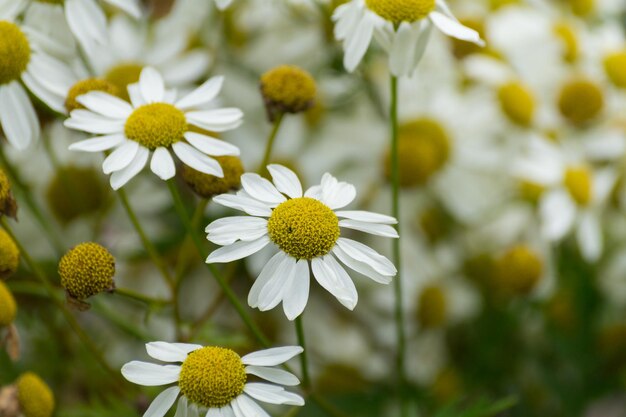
{"left": 604, "top": 51, "right": 626, "bottom": 89}
{"left": 65, "top": 78, "right": 119, "bottom": 113}
{"left": 260, "top": 65, "right": 316, "bottom": 119}
{"left": 0, "top": 229, "right": 19, "bottom": 279}
{"left": 16, "top": 373, "right": 54, "bottom": 417}
{"left": 365, "top": 0, "right": 435, "bottom": 24}
{"left": 268, "top": 197, "right": 340, "bottom": 260}
{"left": 0, "top": 280, "right": 17, "bottom": 327}
{"left": 493, "top": 245, "right": 543, "bottom": 296}
{"left": 384, "top": 118, "right": 451, "bottom": 187}
{"left": 178, "top": 346, "right": 246, "bottom": 408}
{"left": 417, "top": 285, "right": 447, "bottom": 329}
{"left": 0, "top": 21, "right": 30, "bottom": 85}
{"left": 125, "top": 103, "right": 188, "bottom": 150}
{"left": 0, "top": 169, "right": 17, "bottom": 219}
{"left": 182, "top": 156, "right": 244, "bottom": 198}
{"left": 58, "top": 242, "right": 115, "bottom": 300}
{"left": 564, "top": 165, "right": 593, "bottom": 206}
{"left": 554, "top": 22, "right": 579, "bottom": 63}
{"left": 498, "top": 81, "right": 535, "bottom": 127}
{"left": 105, "top": 63, "right": 143, "bottom": 101}
{"left": 558, "top": 79, "right": 603, "bottom": 126}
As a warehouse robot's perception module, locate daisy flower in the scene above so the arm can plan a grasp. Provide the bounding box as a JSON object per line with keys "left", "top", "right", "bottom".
{"left": 332, "top": 0, "right": 484, "bottom": 76}
{"left": 0, "top": 2, "right": 78, "bottom": 149}
{"left": 206, "top": 164, "right": 398, "bottom": 320}
{"left": 121, "top": 342, "right": 304, "bottom": 417}
{"left": 64, "top": 67, "right": 243, "bottom": 190}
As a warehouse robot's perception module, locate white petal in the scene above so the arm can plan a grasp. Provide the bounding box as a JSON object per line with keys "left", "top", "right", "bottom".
{"left": 248, "top": 252, "right": 287, "bottom": 308}
{"left": 176, "top": 76, "right": 223, "bottom": 110}
{"left": 184, "top": 132, "right": 240, "bottom": 157}
{"left": 390, "top": 22, "right": 413, "bottom": 76}
{"left": 335, "top": 238, "right": 396, "bottom": 276}
{"left": 332, "top": 246, "right": 392, "bottom": 284}
{"left": 146, "top": 342, "right": 202, "bottom": 363}
{"left": 121, "top": 361, "right": 181, "bottom": 386}
{"left": 257, "top": 256, "right": 297, "bottom": 311}
{"left": 173, "top": 142, "right": 223, "bottom": 176}
{"left": 104, "top": 0, "right": 142, "bottom": 18}
{"left": 69, "top": 134, "right": 125, "bottom": 152}
{"left": 245, "top": 366, "right": 300, "bottom": 386}
{"left": 334, "top": 210, "right": 397, "bottom": 224}
{"left": 243, "top": 383, "right": 304, "bottom": 406}
{"left": 220, "top": 405, "right": 236, "bottom": 417}
{"left": 430, "top": 11, "right": 484, "bottom": 46}
{"left": 318, "top": 173, "right": 356, "bottom": 209}
{"left": 282, "top": 260, "right": 309, "bottom": 320}
{"left": 173, "top": 396, "right": 188, "bottom": 417}
{"left": 110, "top": 147, "right": 150, "bottom": 190}
{"left": 186, "top": 108, "right": 243, "bottom": 132}
{"left": 215, "top": 0, "right": 233, "bottom": 10}
{"left": 540, "top": 190, "right": 576, "bottom": 241}
{"left": 235, "top": 396, "right": 271, "bottom": 417}
{"left": 241, "top": 346, "right": 303, "bottom": 366}
{"left": 311, "top": 256, "right": 358, "bottom": 310}
{"left": 343, "top": 12, "right": 374, "bottom": 72}
{"left": 103, "top": 141, "right": 140, "bottom": 174}
{"left": 267, "top": 165, "right": 303, "bottom": 199}
{"left": 577, "top": 211, "right": 602, "bottom": 262}
{"left": 144, "top": 386, "right": 180, "bottom": 417}
{"left": 206, "top": 216, "right": 268, "bottom": 246}
{"left": 188, "top": 404, "right": 200, "bottom": 417}
{"left": 0, "top": 82, "right": 39, "bottom": 150}
{"left": 140, "top": 67, "right": 165, "bottom": 103}
{"left": 77, "top": 91, "right": 134, "bottom": 119}
{"left": 65, "top": 110, "right": 125, "bottom": 134}
{"left": 128, "top": 83, "right": 146, "bottom": 108}
{"left": 65, "top": 0, "right": 107, "bottom": 51}
{"left": 150, "top": 147, "right": 176, "bottom": 180}
{"left": 212, "top": 193, "right": 273, "bottom": 217}
{"left": 241, "top": 173, "right": 287, "bottom": 205}
{"left": 339, "top": 219, "right": 398, "bottom": 238}
{"left": 21, "top": 66, "right": 66, "bottom": 113}
{"left": 206, "top": 236, "right": 270, "bottom": 263}
{"left": 205, "top": 409, "right": 220, "bottom": 417}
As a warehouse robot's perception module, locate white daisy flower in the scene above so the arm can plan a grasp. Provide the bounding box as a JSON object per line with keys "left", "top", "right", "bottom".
{"left": 0, "top": 3, "right": 79, "bottom": 149}
{"left": 215, "top": 0, "right": 233, "bottom": 10}
{"left": 206, "top": 164, "right": 398, "bottom": 320}
{"left": 121, "top": 342, "right": 304, "bottom": 417}
{"left": 332, "top": 0, "right": 484, "bottom": 76}
{"left": 64, "top": 66, "right": 243, "bottom": 190}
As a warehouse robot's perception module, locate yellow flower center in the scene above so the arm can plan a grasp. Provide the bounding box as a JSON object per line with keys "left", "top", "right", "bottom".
{"left": 58, "top": 242, "right": 116, "bottom": 300}
{"left": 65, "top": 78, "right": 119, "bottom": 113}
{"left": 0, "top": 168, "right": 17, "bottom": 219}
{"left": 260, "top": 65, "right": 317, "bottom": 116}
{"left": 417, "top": 285, "right": 447, "bottom": 329}
{"left": 562, "top": 0, "right": 594, "bottom": 16}
{"left": 0, "top": 229, "right": 19, "bottom": 279}
{"left": 488, "top": 0, "right": 520, "bottom": 10}
{"left": 0, "top": 280, "right": 17, "bottom": 327}
{"left": 365, "top": 0, "right": 436, "bottom": 24}
{"left": 182, "top": 156, "right": 244, "bottom": 199}
{"left": 494, "top": 245, "right": 543, "bottom": 296}
{"left": 384, "top": 118, "right": 451, "bottom": 187}
{"left": 124, "top": 103, "right": 188, "bottom": 150}
{"left": 564, "top": 166, "right": 592, "bottom": 206}
{"left": 16, "top": 373, "right": 55, "bottom": 417}
{"left": 178, "top": 347, "right": 247, "bottom": 409}
{"left": 35, "top": 0, "right": 64, "bottom": 4}
{"left": 553, "top": 22, "right": 578, "bottom": 63}
{"left": 603, "top": 51, "right": 626, "bottom": 89}
{"left": 104, "top": 63, "right": 144, "bottom": 101}
{"left": 418, "top": 206, "right": 451, "bottom": 243}
{"left": 518, "top": 180, "right": 545, "bottom": 204}
{"left": 557, "top": 79, "right": 604, "bottom": 126}
{"left": 268, "top": 197, "right": 340, "bottom": 260}
{"left": 497, "top": 81, "right": 535, "bottom": 127}
{"left": 0, "top": 21, "right": 31, "bottom": 85}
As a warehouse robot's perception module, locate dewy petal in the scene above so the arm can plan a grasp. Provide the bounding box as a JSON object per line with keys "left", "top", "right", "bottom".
{"left": 110, "top": 147, "right": 150, "bottom": 190}
{"left": 184, "top": 132, "right": 240, "bottom": 157}
{"left": 241, "top": 346, "right": 303, "bottom": 366}
{"left": 312, "top": 256, "right": 358, "bottom": 310}
{"left": 335, "top": 238, "right": 397, "bottom": 276}
{"left": 212, "top": 193, "right": 273, "bottom": 217}
{"left": 146, "top": 342, "right": 202, "bottom": 363}
{"left": 68, "top": 134, "right": 125, "bottom": 152}
{"left": 245, "top": 366, "right": 300, "bottom": 386}
{"left": 332, "top": 246, "right": 392, "bottom": 285}
{"left": 334, "top": 210, "right": 397, "bottom": 224}
{"left": 577, "top": 211, "right": 602, "bottom": 262}
{"left": 172, "top": 142, "right": 224, "bottom": 177}
{"left": 206, "top": 236, "right": 270, "bottom": 263}
{"left": 539, "top": 189, "right": 576, "bottom": 241}
{"left": 150, "top": 147, "right": 176, "bottom": 180}
{"left": 186, "top": 108, "right": 243, "bottom": 132}
{"left": 429, "top": 11, "right": 484, "bottom": 46}
{"left": 241, "top": 173, "right": 287, "bottom": 205}
{"left": 282, "top": 260, "right": 310, "bottom": 321}
{"left": 121, "top": 361, "right": 181, "bottom": 386}
{"left": 176, "top": 76, "right": 224, "bottom": 110}
{"left": 77, "top": 91, "right": 134, "bottom": 119}
{"left": 267, "top": 165, "right": 303, "bottom": 199}
{"left": 0, "top": 82, "right": 39, "bottom": 150}
{"left": 235, "top": 396, "right": 271, "bottom": 417}
{"left": 248, "top": 252, "right": 287, "bottom": 308}
{"left": 206, "top": 216, "right": 268, "bottom": 246}
{"left": 339, "top": 219, "right": 399, "bottom": 238}
{"left": 144, "top": 386, "right": 180, "bottom": 417}
{"left": 103, "top": 141, "right": 140, "bottom": 174}
{"left": 257, "top": 256, "right": 297, "bottom": 311}
{"left": 139, "top": 67, "right": 165, "bottom": 103}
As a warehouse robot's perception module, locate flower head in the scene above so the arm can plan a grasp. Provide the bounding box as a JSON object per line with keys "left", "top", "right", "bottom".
{"left": 182, "top": 156, "right": 244, "bottom": 199}
{"left": 206, "top": 164, "right": 398, "bottom": 319}
{"left": 65, "top": 67, "right": 242, "bottom": 190}
{"left": 0, "top": 229, "right": 19, "bottom": 279}
{"left": 15, "top": 372, "right": 55, "bottom": 417}
{"left": 0, "top": 280, "right": 16, "bottom": 327}
{"left": 260, "top": 65, "right": 316, "bottom": 121}
{"left": 58, "top": 242, "right": 115, "bottom": 301}
{"left": 121, "top": 342, "right": 304, "bottom": 417}
{"left": 0, "top": 169, "right": 17, "bottom": 219}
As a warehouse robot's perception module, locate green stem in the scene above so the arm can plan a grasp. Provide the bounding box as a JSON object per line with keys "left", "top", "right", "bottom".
{"left": 166, "top": 179, "right": 270, "bottom": 347}
{"left": 295, "top": 315, "right": 311, "bottom": 390}
{"left": 113, "top": 287, "right": 169, "bottom": 306}
{"left": 390, "top": 75, "right": 407, "bottom": 415}
{"left": 0, "top": 145, "right": 64, "bottom": 256}
{"left": 258, "top": 113, "right": 285, "bottom": 172}
{"left": 0, "top": 217, "right": 121, "bottom": 382}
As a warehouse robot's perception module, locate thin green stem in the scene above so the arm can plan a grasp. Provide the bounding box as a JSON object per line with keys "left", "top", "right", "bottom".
{"left": 390, "top": 75, "right": 407, "bottom": 416}
{"left": 113, "top": 287, "right": 169, "bottom": 306}
{"left": 166, "top": 179, "right": 270, "bottom": 347}
{"left": 0, "top": 145, "right": 64, "bottom": 256}
{"left": 258, "top": 113, "right": 285, "bottom": 172}
{"left": 295, "top": 315, "right": 311, "bottom": 390}
{"left": 0, "top": 217, "right": 121, "bottom": 383}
